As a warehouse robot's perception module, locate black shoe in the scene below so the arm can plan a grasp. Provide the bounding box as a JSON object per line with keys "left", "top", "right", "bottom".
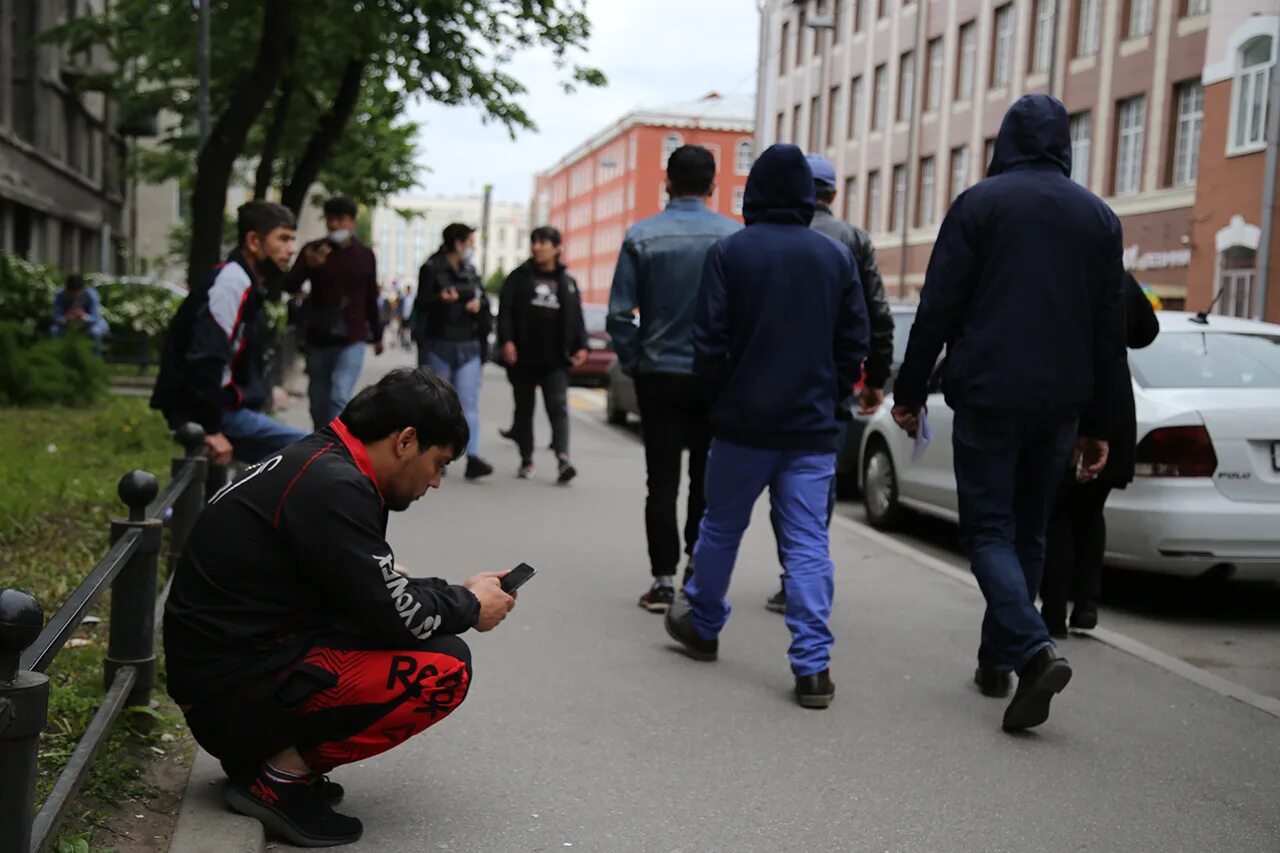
{"left": 498, "top": 427, "right": 516, "bottom": 443}
{"left": 765, "top": 588, "right": 787, "bottom": 614}
{"left": 225, "top": 769, "right": 362, "bottom": 847}
{"left": 1002, "top": 646, "right": 1073, "bottom": 732}
{"left": 795, "top": 670, "right": 835, "bottom": 709}
{"left": 974, "top": 667, "right": 1013, "bottom": 698}
{"left": 517, "top": 462, "right": 535, "bottom": 479}
{"left": 309, "top": 775, "right": 344, "bottom": 806}
{"left": 464, "top": 455, "right": 494, "bottom": 480}
{"left": 1041, "top": 606, "right": 1068, "bottom": 640}
{"left": 664, "top": 605, "right": 718, "bottom": 661}
{"left": 638, "top": 582, "right": 674, "bottom": 613}
{"left": 557, "top": 458, "right": 577, "bottom": 484}
{"left": 1070, "top": 603, "right": 1098, "bottom": 630}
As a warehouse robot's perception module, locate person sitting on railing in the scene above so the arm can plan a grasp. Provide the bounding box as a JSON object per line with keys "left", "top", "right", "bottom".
{"left": 162, "top": 368, "right": 517, "bottom": 848}
{"left": 50, "top": 273, "right": 110, "bottom": 356}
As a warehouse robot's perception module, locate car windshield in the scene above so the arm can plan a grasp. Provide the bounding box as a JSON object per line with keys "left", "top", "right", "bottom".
{"left": 891, "top": 312, "right": 915, "bottom": 365}
{"left": 583, "top": 306, "right": 607, "bottom": 334}
{"left": 1129, "top": 331, "right": 1280, "bottom": 389}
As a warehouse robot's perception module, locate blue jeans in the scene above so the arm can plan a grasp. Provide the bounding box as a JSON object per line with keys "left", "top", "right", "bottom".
{"left": 306, "top": 342, "right": 366, "bottom": 430}
{"left": 221, "top": 407, "right": 307, "bottom": 464}
{"left": 419, "top": 339, "right": 482, "bottom": 458}
{"left": 686, "top": 439, "right": 837, "bottom": 677}
{"left": 770, "top": 421, "right": 847, "bottom": 564}
{"left": 951, "top": 408, "right": 1077, "bottom": 673}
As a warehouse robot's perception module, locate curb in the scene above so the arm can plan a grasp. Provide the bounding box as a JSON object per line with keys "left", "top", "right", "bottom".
{"left": 169, "top": 748, "right": 263, "bottom": 853}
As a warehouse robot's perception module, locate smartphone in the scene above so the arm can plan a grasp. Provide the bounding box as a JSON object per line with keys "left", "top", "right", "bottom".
{"left": 500, "top": 562, "right": 537, "bottom": 594}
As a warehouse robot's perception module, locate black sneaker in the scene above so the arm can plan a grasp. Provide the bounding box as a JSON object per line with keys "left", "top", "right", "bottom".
{"left": 465, "top": 455, "right": 494, "bottom": 480}
{"left": 498, "top": 426, "right": 516, "bottom": 443}
{"left": 765, "top": 588, "right": 786, "bottom": 614}
{"left": 310, "top": 775, "right": 344, "bottom": 806}
{"left": 518, "top": 462, "right": 535, "bottom": 479}
{"left": 795, "top": 669, "right": 835, "bottom": 709}
{"left": 638, "top": 582, "right": 674, "bottom": 613}
{"left": 557, "top": 458, "right": 577, "bottom": 485}
{"left": 664, "top": 603, "right": 718, "bottom": 661}
{"left": 225, "top": 769, "right": 362, "bottom": 847}
{"left": 1070, "top": 602, "right": 1099, "bottom": 630}
{"left": 1003, "top": 646, "right": 1073, "bottom": 732}
{"left": 974, "top": 667, "right": 1013, "bottom": 698}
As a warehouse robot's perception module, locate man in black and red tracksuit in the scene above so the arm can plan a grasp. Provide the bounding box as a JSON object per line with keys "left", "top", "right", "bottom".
{"left": 164, "top": 368, "right": 517, "bottom": 847}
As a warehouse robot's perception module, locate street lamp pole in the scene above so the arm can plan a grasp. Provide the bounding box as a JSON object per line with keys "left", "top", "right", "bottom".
{"left": 197, "top": 0, "right": 211, "bottom": 146}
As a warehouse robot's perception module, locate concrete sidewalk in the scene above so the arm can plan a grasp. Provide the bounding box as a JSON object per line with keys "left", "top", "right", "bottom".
{"left": 172, "top": 351, "right": 1280, "bottom": 852}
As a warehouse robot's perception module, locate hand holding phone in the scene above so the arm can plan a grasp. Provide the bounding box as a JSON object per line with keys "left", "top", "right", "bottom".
{"left": 501, "top": 562, "right": 538, "bottom": 594}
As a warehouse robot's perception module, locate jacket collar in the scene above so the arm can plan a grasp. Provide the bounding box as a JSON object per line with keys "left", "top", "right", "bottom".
{"left": 329, "top": 417, "right": 386, "bottom": 506}
{"left": 665, "top": 197, "right": 708, "bottom": 212}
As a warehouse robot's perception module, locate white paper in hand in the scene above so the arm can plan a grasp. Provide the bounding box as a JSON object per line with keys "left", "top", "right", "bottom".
{"left": 911, "top": 409, "right": 932, "bottom": 462}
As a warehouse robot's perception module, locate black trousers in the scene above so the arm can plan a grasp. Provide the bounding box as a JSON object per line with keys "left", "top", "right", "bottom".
{"left": 509, "top": 364, "right": 569, "bottom": 463}
{"left": 634, "top": 373, "right": 711, "bottom": 577}
{"left": 1041, "top": 467, "right": 1113, "bottom": 615}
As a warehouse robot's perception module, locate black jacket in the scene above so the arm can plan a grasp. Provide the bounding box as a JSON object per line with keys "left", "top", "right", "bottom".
{"left": 496, "top": 259, "right": 588, "bottom": 366}
{"left": 163, "top": 420, "right": 481, "bottom": 707}
{"left": 151, "top": 253, "right": 270, "bottom": 434}
{"left": 894, "top": 94, "right": 1126, "bottom": 438}
{"left": 413, "top": 251, "right": 491, "bottom": 346}
{"left": 810, "top": 205, "right": 894, "bottom": 388}
{"left": 1098, "top": 274, "right": 1160, "bottom": 487}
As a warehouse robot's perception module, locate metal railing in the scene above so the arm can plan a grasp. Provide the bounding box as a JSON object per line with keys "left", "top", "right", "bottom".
{"left": 0, "top": 423, "right": 216, "bottom": 853}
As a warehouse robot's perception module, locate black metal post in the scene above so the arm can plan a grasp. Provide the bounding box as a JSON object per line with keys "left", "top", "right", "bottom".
{"left": 104, "top": 472, "right": 162, "bottom": 707}
{"left": 169, "top": 424, "right": 208, "bottom": 580}
{"left": 0, "top": 589, "right": 49, "bottom": 853}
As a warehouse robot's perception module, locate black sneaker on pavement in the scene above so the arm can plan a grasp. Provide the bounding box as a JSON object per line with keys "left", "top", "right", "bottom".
{"left": 557, "top": 458, "right": 577, "bottom": 485}
{"left": 1069, "top": 602, "right": 1099, "bottom": 630}
{"left": 224, "top": 769, "right": 362, "bottom": 848}
{"left": 664, "top": 603, "right": 718, "bottom": 661}
{"left": 638, "top": 582, "right": 674, "bottom": 613}
{"left": 765, "top": 588, "right": 786, "bottom": 614}
{"left": 498, "top": 426, "right": 516, "bottom": 442}
{"left": 309, "top": 775, "right": 344, "bottom": 806}
{"left": 795, "top": 669, "right": 835, "bottom": 709}
{"left": 518, "top": 462, "right": 535, "bottom": 480}
{"left": 1003, "top": 646, "right": 1073, "bottom": 732}
{"left": 465, "top": 455, "right": 494, "bottom": 480}
{"left": 974, "top": 667, "right": 1013, "bottom": 698}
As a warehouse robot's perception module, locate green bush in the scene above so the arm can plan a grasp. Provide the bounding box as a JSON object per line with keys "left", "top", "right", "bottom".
{"left": 0, "top": 251, "right": 61, "bottom": 341}
{"left": 96, "top": 280, "right": 184, "bottom": 338}
{"left": 0, "top": 323, "right": 108, "bottom": 407}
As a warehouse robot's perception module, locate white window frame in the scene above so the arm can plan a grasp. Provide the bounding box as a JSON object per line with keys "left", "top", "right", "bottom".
{"left": 735, "top": 139, "right": 753, "bottom": 175}
{"left": 918, "top": 156, "right": 936, "bottom": 226}
{"left": 1076, "top": 0, "right": 1099, "bottom": 57}
{"left": 897, "top": 51, "right": 915, "bottom": 123}
{"left": 844, "top": 175, "right": 859, "bottom": 223}
{"left": 1115, "top": 96, "right": 1145, "bottom": 196}
{"left": 1229, "top": 36, "right": 1276, "bottom": 156}
{"left": 950, "top": 146, "right": 970, "bottom": 199}
{"left": 926, "top": 38, "right": 943, "bottom": 112}
{"left": 866, "top": 171, "right": 882, "bottom": 234}
{"left": 1032, "top": 0, "right": 1055, "bottom": 74}
{"left": 1128, "top": 0, "right": 1153, "bottom": 39}
{"left": 992, "top": 4, "right": 1014, "bottom": 89}
{"left": 848, "top": 75, "right": 864, "bottom": 140}
{"left": 1218, "top": 268, "right": 1256, "bottom": 318}
{"left": 1185, "top": 0, "right": 1209, "bottom": 16}
{"left": 957, "top": 22, "right": 977, "bottom": 100}
{"left": 1069, "top": 112, "right": 1092, "bottom": 187}
{"left": 662, "top": 133, "right": 683, "bottom": 168}
{"left": 1172, "top": 81, "right": 1203, "bottom": 188}
{"left": 732, "top": 187, "right": 745, "bottom": 216}
{"left": 891, "top": 164, "right": 907, "bottom": 231}
{"left": 659, "top": 183, "right": 670, "bottom": 208}
{"left": 872, "top": 64, "right": 888, "bottom": 131}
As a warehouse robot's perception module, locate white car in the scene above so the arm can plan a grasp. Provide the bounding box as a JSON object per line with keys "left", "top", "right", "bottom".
{"left": 857, "top": 311, "right": 1280, "bottom": 581}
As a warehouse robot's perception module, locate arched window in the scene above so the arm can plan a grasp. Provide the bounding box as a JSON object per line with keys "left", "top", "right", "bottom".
{"left": 735, "top": 139, "right": 753, "bottom": 175}
{"left": 1231, "top": 36, "right": 1275, "bottom": 153}
{"left": 662, "top": 133, "right": 683, "bottom": 167}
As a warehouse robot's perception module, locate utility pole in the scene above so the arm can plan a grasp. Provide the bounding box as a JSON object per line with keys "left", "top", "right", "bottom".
{"left": 197, "top": 0, "right": 211, "bottom": 146}
{"left": 1256, "top": 25, "right": 1280, "bottom": 322}
{"left": 480, "top": 184, "right": 493, "bottom": 281}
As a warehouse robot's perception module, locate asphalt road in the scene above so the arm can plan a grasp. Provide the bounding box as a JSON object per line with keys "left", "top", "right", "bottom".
{"left": 271, "top": 353, "right": 1280, "bottom": 852}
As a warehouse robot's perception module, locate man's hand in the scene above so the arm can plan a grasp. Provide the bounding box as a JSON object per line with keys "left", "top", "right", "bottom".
{"left": 891, "top": 404, "right": 921, "bottom": 438}
{"left": 373, "top": 340, "right": 385, "bottom": 356}
{"left": 440, "top": 287, "right": 460, "bottom": 304}
{"left": 859, "top": 385, "right": 886, "bottom": 415}
{"left": 67, "top": 307, "right": 87, "bottom": 322}
{"left": 501, "top": 341, "right": 518, "bottom": 365}
{"left": 569, "top": 348, "right": 588, "bottom": 368}
{"left": 302, "top": 242, "right": 332, "bottom": 268}
{"left": 1074, "top": 437, "right": 1110, "bottom": 482}
{"left": 463, "top": 572, "right": 516, "bottom": 632}
{"left": 465, "top": 298, "right": 481, "bottom": 314}
{"left": 204, "top": 433, "right": 233, "bottom": 467}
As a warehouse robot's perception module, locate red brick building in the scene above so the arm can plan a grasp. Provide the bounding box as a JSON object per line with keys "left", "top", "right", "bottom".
{"left": 531, "top": 93, "right": 755, "bottom": 306}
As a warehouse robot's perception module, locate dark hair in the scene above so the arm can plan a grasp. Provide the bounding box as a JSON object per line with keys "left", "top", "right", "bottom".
{"left": 65, "top": 273, "right": 86, "bottom": 291}
{"left": 666, "top": 145, "right": 716, "bottom": 198}
{"left": 814, "top": 184, "right": 837, "bottom": 204}
{"left": 323, "top": 196, "right": 358, "bottom": 219}
{"left": 530, "top": 225, "right": 562, "bottom": 247}
{"left": 340, "top": 368, "right": 470, "bottom": 458}
{"left": 237, "top": 201, "right": 296, "bottom": 244}
{"left": 442, "top": 222, "right": 476, "bottom": 252}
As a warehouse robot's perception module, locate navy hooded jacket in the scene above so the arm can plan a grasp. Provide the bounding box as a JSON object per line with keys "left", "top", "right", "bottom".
{"left": 693, "top": 144, "right": 869, "bottom": 452}
{"left": 894, "top": 94, "right": 1125, "bottom": 437}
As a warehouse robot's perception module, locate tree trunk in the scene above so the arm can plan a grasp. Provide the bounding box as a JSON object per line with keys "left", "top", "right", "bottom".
{"left": 253, "top": 72, "right": 295, "bottom": 200}
{"left": 186, "top": 0, "right": 294, "bottom": 285}
{"left": 280, "top": 58, "right": 366, "bottom": 216}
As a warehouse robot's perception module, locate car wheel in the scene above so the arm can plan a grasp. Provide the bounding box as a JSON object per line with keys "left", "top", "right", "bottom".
{"left": 606, "top": 385, "right": 627, "bottom": 425}
{"left": 862, "top": 439, "right": 903, "bottom": 530}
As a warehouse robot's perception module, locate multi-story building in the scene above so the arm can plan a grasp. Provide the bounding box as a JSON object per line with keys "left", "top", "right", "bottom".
{"left": 0, "top": 0, "right": 127, "bottom": 273}
{"left": 531, "top": 93, "right": 755, "bottom": 306}
{"left": 1186, "top": 2, "right": 1279, "bottom": 323}
{"left": 370, "top": 194, "right": 528, "bottom": 291}
{"left": 756, "top": 0, "right": 1214, "bottom": 308}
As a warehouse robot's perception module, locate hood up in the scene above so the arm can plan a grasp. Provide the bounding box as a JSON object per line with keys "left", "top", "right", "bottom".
{"left": 988, "top": 94, "right": 1071, "bottom": 177}
{"left": 742, "top": 143, "right": 815, "bottom": 226}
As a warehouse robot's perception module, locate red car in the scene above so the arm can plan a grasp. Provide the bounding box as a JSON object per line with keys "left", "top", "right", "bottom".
{"left": 571, "top": 304, "right": 617, "bottom": 387}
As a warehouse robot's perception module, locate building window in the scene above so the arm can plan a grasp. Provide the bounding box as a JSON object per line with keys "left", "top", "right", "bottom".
{"left": 1172, "top": 80, "right": 1203, "bottom": 188}
{"left": 1115, "top": 95, "right": 1145, "bottom": 196}
{"left": 1217, "top": 247, "right": 1257, "bottom": 318}
{"left": 848, "top": 75, "right": 864, "bottom": 140}
{"left": 957, "top": 21, "right": 977, "bottom": 100}
{"left": 872, "top": 63, "right": 888, "bottom": 131}
{"left": 662, "top": 133, "right": 683, "bottom": 167}
{"left": 797, "top": 9, "right": 808, "bottom": 66}
{"left": 866, "top": 170, "right": 882, "bottom": 233}
{"left": 809, "top": 94, "right": 821, "bottom": 150}
{"left": 832, "top": 0, "right": 843, "bottom": 44}
{"left": 792, "top": 105, "right": 802, "bottom": 144}
{"left": 1184, "top": 0, "right": 1209, "bottom": 15}
{"left": 1069, "top": 112, "right": 1092, "bottom": 187}
{"left": 735, "top": 139, "right": 753, "bottom": 175}
{"left": 1231, "top": 36, "right": 1275, "bottom": 154}
{"left": 852, "top": 0, "right": 862, "bottom": 34}
{"left": 925, "top": 38, "right": 943, "bottom": 113}
{"left": 890, "top": 164, "right": 907, "bottom": 231}
{"left": 917, "top": 156, "right": 936, "bottom": 226}
{"left": 877, "top": 0, "right": 887, "bottom": 20}
{"left": 844, "top": 175, "right": 859, "bottom": 222}
{"left": 950, "top": 146, "right": 970, "bottom": 199}
{"left": 826, "top": 85, "right": 841, "bottom": 147}
{"left": 776, "top": 111, "right": 786, "bottom": 143}
{"left": 991, "top": 4, "right": 1014, "bottom": 89}
{"left": 1127, "top": 0, "right": 1153, "bottom": 39}
{"left": 659, "top": 183, "right": 670, "bottom": 208}
{"left": 733, "top": 188, "right": 745, "bottom": 216}
{"left": 780, "top": 20, "right": 791, "bottom": 75}
{"left": 897, "top": 51, "right": 915, "bottom": 123}
{"left": 1031, "top": 0, "right": 1055, "bottom": 74}
{"left": 983, "top": 138, "right": 996, "bottom": 177}
{"left": 1076, "top": 0, "right": 1100, "bottom": 57}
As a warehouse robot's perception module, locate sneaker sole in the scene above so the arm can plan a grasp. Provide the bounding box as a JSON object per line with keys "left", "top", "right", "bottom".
{"left": 663, "top": 617, "right": 717, "bottom": 661}
{"left": 1002, "top": 662, "right": 1073, "bottom": 732}
{"left": 638, "top": 599, "right": 671, "bottom": 613}
{"left": 224, "top": 787, "right": 362, "bottom": 848}
{"left": 765, "top": 601, "right": 786, "bottom": 614}
{"left": 796, "top": 692, "right": 834, "bottom": 709}
{"left": 557, "top": 469, "right": 577, "bottom": 485}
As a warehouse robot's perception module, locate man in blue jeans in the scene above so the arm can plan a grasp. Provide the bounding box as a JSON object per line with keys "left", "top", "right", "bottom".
{"left": 664, "top": 143, "right": 868, "bottom": 709}
{"left": 892, "top": 95, "right": 1123, "bottom": 733}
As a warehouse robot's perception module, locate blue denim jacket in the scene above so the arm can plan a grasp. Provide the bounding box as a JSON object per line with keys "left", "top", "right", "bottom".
{"left": 607, "top": 198, "right": 742, "bottom": 375}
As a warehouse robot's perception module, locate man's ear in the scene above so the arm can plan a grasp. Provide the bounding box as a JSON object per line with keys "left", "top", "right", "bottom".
{"left": 706, "top": 181, "right": 717, "bottom": 200}
{"left": 395, "top": 427, "right": 418, "bottom": 458}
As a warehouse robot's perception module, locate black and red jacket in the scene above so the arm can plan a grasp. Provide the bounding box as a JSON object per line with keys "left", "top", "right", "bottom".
{"left": 163, "top": 419, "right": 481, "bottom": 707}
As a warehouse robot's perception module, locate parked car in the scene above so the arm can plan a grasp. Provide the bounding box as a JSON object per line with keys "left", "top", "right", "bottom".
{"left": 571, "top": 304, "right": 617, "bottom": 387}
{"left": 856, "top": 310, "right": 1280, "bottom": 580}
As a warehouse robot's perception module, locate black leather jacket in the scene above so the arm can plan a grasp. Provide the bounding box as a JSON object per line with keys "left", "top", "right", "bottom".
{"left": 811, "top": 204, "right": 894, "bottom": 388}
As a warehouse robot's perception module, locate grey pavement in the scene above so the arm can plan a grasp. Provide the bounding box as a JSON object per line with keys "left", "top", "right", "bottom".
{"left": 176, "top": 348, "right": 1280, "bottom": 853}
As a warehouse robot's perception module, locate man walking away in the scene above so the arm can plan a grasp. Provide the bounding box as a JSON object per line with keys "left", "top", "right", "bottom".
{"left": 891, "top": 94, "right": 1124, "bottom": 733}
{"left": 765, "top": 154, "right": 894, "bottom": 614}
{"left": 664, "top": 143, "right": 869, "bottom": 709}
{"left": 413, "top": 223, "right": 495, "bottom": 480}
{"left": 283, "top": 196, "right": 384, "bottom": 430}
{"left": 152, "top": 201, "right": 307, "bottom": 465}
{"left": 398, "top": 284, "right": 416, "bottom": 349}
{"left": 608, "top": 145, "right": 742, "bottom": 613}
{"left": 497, "top": 226, "right": 589, "bottom": 483}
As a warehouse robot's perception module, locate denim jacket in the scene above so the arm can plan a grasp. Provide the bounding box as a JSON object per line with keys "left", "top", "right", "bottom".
{"left": 607, "top": 198, "right": 742, "bottom": 375}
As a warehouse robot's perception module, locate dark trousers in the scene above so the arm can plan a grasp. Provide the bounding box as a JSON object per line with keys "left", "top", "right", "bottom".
{"left": 509, "top": 364, "right": 569, "bottom": 463}
{"left": 952, "top": 409, "right": 1077, "bottom": 673}
{"left": 1041, "top": 469, "right": 1112, "bottom": 615}
{"left": 634, "top": 373, "right": 711, "bottom": 577}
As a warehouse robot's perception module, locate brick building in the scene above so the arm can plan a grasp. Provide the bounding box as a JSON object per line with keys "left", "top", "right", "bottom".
{"left": 755, "top": 0, "right": 1215, "bottom": 308}
{"left": 531, "top": 93, "right": 755, "bottom": 306}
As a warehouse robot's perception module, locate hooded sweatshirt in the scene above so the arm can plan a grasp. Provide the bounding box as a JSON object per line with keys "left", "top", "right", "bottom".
{"left": 894, "top": 94, "right": 1125, "bottom": 437}
{"left": 693, "top": 144, "right": 870, "bottom": 452}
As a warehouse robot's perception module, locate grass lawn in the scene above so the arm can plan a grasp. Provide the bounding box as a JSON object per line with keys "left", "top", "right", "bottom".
{"left": 0, "top": 396, "right": 191, "bottom": 851}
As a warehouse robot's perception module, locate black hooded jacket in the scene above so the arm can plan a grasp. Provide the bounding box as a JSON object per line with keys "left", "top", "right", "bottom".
{"left": 894, "top": 94, "right": 1125, "bottom": 437}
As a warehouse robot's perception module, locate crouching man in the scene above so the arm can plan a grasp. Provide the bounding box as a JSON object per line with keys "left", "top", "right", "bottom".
{"left": 163, "top": 368, "right": 516, "bottom": 847}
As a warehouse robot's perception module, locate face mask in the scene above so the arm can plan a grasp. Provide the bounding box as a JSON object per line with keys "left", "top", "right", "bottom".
{"left": 256, "top": 256, "right": 283, "bottom": 279}
{"left": 327, "top": 228, "right": 353, "bottom": 245}
{"left": 460, "top": 248, "right": 475, "bottom": 264}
